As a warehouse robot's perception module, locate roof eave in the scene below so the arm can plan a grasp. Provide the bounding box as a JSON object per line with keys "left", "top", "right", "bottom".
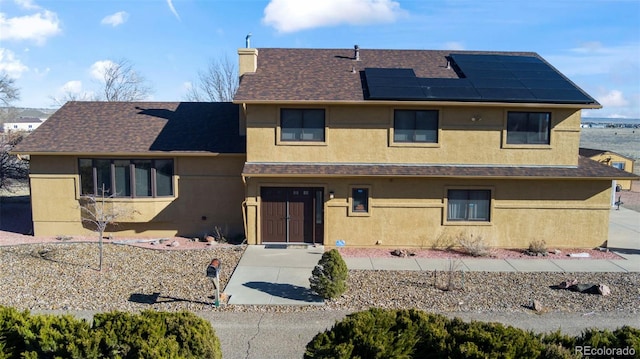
{"left": 10, "top": 150, "right": 245, "bottom": 157}
{"left": 233, "top": 99, "right": 602, "bottom": 109}
{"left": 241, "top": 172, "right": 635, "bottom": 180}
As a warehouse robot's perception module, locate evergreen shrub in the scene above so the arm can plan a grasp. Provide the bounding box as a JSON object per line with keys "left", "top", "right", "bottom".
{"left": 305, "top": 308, "right": 640, "bottom": 359}
{"left": 0, "top": 306, "right": 222, "bottom": 359}
{"left": 309, "top": 249, "right": 348, "bottom": 299}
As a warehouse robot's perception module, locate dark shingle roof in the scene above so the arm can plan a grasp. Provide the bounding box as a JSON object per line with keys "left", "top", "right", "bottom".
{"left": 242, "top": 157, "right": 638, "bottom": 180}
{"left": 234, "top": 48, "right": 598, "bottom": 105}
{"left": 579, "top": 148, "right": 607, "bottom": 157}
{"left": 14, "top": 102, "right": 245, "bottom": 154}
{"left": 5, "top": 117, "right": 42, "bottom": 124}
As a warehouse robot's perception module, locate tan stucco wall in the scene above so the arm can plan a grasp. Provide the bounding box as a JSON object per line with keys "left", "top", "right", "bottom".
{"left": 244, "top": 177, "right": 611, "bottom": 249}
{"left": 245, "top": 105, "right": 581, "bottom": 166}
{"left": 585, "top": 152, "right": 635, "bottom": 190}
{"left": 29, "top": 155, "right": 246, "bottom": 239}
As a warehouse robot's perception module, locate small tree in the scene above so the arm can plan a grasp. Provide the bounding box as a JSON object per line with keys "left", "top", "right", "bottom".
{"left": 100, "top": 59, "right": 153, "bottom": 102}
{"left": 0, "top": 72, "right": 20, "bottom": 107}
{"left": 79, "top": 184, "right": 136, "bottom": 271}
{"left": 0, "top": 132, "right": 28, "bottom": 190}
{"left": 185, "top": 56, "right": 238, "bottom": 102}
{"left": 309, "top": 249, "right": 348, "bottom": 299}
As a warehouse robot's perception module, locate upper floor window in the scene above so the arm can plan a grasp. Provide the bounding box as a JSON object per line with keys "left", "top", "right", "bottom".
{"left": 447, "top": 189, "right": 491, "bottom": 222}
{"left": 393, "top": 110, "right": 438, "bottom": 143}
{"left": 280, "top": 109, "right": 325, "bottom": 142}
{"left": 79, "top": 158, "right": 173, "bottom": 198}
{"left": 506, "top": 112, "right": 550, "bottom": 145}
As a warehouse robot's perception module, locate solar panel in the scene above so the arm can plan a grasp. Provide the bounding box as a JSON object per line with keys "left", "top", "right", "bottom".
{"left": 475, "top": 88, "right": 536, "bottom": 101}
{"left": 519, "top": 78, "right": 575, "bottom": 89}
{"left": 364, "top": 68, "right": 415, "bottom": 78}
{"left": 368, "top": 86, "right": 426, "bottom": 100}
{"left": 363, "top": 54, "right": 597, "bottom": 104}
{"left": 470, "top": 78, "right": 526, "bottom": 89}
{"left": 529, "top": 88, "right": 593, "bottom": 103}
{"left": 425, "top": 87, "right": 482, "bottom": 100}
{"left": 419, "top": 78, "right": 471, "bottom": 87}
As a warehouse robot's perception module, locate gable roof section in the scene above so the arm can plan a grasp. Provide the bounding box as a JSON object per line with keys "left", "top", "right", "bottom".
{"left": 13, "top": 102, "right": 245, "bottom": 155}
{"left": 579, "top": 147, "right": 635, "bottom": 161}
{"left": 242, "top": 157, "right": 638, "bottom": 180}
{"left": 234, "top": 48, "right": 599, "bottom": 106}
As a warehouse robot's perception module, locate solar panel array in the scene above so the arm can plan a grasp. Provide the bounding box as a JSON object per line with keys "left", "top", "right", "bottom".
{"left": 365, "top": 54, "right": 596, "bottom": 104}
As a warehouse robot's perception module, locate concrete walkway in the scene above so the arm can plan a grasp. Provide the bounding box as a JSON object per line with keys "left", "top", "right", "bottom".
{"left": 224, "top": 208, "right": 639, "bottom": 305}
{"left": 225, "top": 244, "right": 324, "bottom": 305}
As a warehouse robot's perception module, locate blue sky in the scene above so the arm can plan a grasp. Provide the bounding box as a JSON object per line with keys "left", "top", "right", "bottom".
{"left": 1, "top": 0, "right": 639, "bottom": 118}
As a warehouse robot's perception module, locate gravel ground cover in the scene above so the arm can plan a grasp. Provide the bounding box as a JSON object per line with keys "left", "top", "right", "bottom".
{"left": 1, "top": 242, "right": 638, "bottom": 315}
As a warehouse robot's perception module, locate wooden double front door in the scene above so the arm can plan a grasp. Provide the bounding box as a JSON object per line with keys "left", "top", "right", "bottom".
{"left": 261, "top": 187, "right": 324, "bottom": 244}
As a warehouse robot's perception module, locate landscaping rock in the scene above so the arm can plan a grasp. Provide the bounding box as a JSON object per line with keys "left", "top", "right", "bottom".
{"left": 558, "top": 278, "right": 578, "bottom": 289}
{"left": 532, "top": 299, "right": 543, "bottom": 312}
{"left": 598, "top": 284, "right": 611, "bottom": 296}
{"left": 391, "top": 249, "right": 407, "bottom": 257}
{"left": 569, "top": 283, "right": 599, "bottom": 294}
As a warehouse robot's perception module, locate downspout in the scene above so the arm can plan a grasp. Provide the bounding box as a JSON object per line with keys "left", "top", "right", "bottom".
{"left": 241, "top": 175, "right": 248, "bottom": 243}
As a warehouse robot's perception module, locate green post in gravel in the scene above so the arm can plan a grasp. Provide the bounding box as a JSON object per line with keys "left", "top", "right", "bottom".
{"left": 309, "top": 249, "right": 348, "bottom": 299}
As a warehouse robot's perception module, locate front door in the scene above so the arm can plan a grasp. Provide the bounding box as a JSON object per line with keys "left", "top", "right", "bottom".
{"left": 261, "top": 187, "right": 323, "bottom": 243}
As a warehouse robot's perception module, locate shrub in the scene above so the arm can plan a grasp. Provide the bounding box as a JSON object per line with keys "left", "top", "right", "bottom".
{"left": 309, "top": 249, "right": 348, "bottom": 299}
{"left": 576, "top": 326, "right": 640, "bottom": 354}
{"left": 457, "top": 232, "right": 490, "bottom": 257}
{"left": 0, "top": 306, "right": 98, "bottom": 358}
{"left": 527, "top": 239, "right": 548, "bottom": 255}
{"left": 0, "top": 306, "right": 222, "bottom": 359}
{"left": 93, "top": 310, "right": 222, "bottom": 359}
{"left": 306, "top": 308, "right": 640, "bottom": 359}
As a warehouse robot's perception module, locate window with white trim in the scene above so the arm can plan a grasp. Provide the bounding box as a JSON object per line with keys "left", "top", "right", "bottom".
{"left": 447, "top": 189, "right": 491, "bottom": 222}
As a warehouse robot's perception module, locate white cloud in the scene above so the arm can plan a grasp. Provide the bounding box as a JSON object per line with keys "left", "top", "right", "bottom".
{"left": 167, "top": 0, "right": 180, "bottom": 21}
{"left": 90, "top": 60, "right": 115, "bottom": 81}
{"left": 444, "top": 42, "right": 465, "bottom": 51}
{"left": 263, "top": 0, "right": 405, "bottom": 33}
{"left": 101, "top": 11, "right": 129, "bottom": 27}
{"left": 0, "top": 48, "right": 28, "bottom": 77}
{"left": 0, "top": 10, "right": 61, "bottom": 45}
{"left": 597, "top": 89, "right": 629, "bottom": 108}
{"left": 60, "top": 80, "right": 82, "bottom": 94}
{"left": 14, "top": 0, "right": 41, "bottom": 10}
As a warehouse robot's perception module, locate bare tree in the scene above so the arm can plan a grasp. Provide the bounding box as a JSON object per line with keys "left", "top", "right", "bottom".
{"left": 49, "top": 90, "right": 96, "bottom": 107}
{"left": 185, "top": 56, "right": 238, "bottom": 102}
{"left": 0, "top": 132, "right": 28, "bottom": 190}
{"left": 100, "top": 59, "right": 153, "bottom": 102}
{"left": 79, "top": 185, "right": 137, "bottom": 271}
{"left": 0, "top": 72, "right": 20, "bottom": 107}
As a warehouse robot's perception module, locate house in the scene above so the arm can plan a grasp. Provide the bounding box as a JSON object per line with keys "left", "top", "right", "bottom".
{"left": 13, "top": 102, "right": 246, "bottom": 238}
{"left": 14, "top": 47, "right": 638, "bottom": 248}
{"left": 579, "top": 148, "right": 636, "bottom": 191}
{"left": 3, "top": 117, "right": 43, "bottom": 133}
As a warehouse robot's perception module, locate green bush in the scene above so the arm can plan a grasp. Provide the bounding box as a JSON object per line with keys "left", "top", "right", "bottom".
{"left": 305, "top": 308, "right": 640, "bottom": 359}
{"left": 93, "top": 310, "right": 221, "bottom": 359}
{"left": 309, "top": 249, "right": 348, "bottom": 299}
{"left": 0, "top": 306, "right": 98, "bottom": 358}
{"left": 576, "top": 326, "right": 640, "bottom": 354}
{"left": 0, "top": 306, "right": 221, "bottom": 359}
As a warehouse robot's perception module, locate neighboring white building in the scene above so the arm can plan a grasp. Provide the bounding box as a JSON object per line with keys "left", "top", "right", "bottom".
{"left": 3, "top": 117, "right": 44, "bottom": 133}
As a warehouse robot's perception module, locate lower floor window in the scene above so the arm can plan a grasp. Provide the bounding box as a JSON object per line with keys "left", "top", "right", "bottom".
{"left": 447, "top": 189, "right": 491, "bottom": 221}
{"left": 79, "top": 158, "right": 173, "bottom": 197}
{"left": 352, "top": 188, "right": 369, "bottom": 212}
